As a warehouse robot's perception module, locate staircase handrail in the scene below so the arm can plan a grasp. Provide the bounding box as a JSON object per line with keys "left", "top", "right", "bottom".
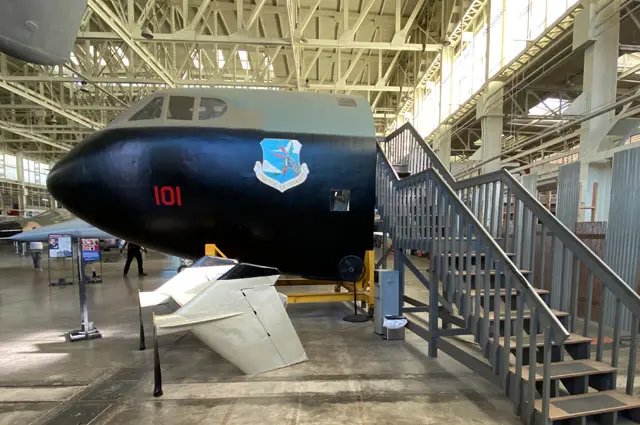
{"left": 382, "top": 124, "right": 640, "bottom": 319}
{"left": 382, "top": 122, "right": 457, "bottom": 185}
{"left": 376, "top": 145, "right": 570, "bottom": 343}
{"left": 456, "top": 170, "right": 640, "bottom": 318}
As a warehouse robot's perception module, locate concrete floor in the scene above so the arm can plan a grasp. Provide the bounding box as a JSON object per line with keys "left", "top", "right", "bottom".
{"left": 0, "top": 244, "right": 524, "bottom": 425}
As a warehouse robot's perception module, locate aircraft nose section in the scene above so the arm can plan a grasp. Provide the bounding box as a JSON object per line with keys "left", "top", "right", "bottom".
{"left": 46, "top": 154, "right": 82, "bottom": 209}
{"left": 46, "top": 129, "right": 152, "bottom": 232}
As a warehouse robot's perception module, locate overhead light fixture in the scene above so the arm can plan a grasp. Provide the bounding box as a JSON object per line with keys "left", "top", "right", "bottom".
{"left": 79, "top": 80, "right": 90, "bottom": 93}
{"left": 141, "top": 25, "right": 154, "bottom": 40}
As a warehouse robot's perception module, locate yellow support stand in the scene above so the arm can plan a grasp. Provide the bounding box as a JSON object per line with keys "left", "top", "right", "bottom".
{"left": 275, "top": 250, "right": 375, "bottom": 312}
{"left": 204, "top": 244, "right": 227, "bottom": 258}
{"left": 202, "top": 244, "right": 375, "bottom": 311}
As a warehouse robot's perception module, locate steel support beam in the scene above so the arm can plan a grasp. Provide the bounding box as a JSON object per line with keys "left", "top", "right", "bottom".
{"left": 338, "top": 0, "right": 378, "bottom": 42}
{"left": 0, "top": 79, "right": 101, "bottom": 130}
{"left": 285, "top": 0, "right": 301, "bottom": 90}
{"left": 244, "top": 0, "right": 268, "bottom": 31}
{"left": 391, "top": 0, "right": 426, "bottom": 44}
{"left": 188, "top": 0, "right": 212, "bottom": 30}
{"left": 87, "top": 0, "right": 176, "bottom": 87}
{"left": 0, "top": 120, "right": 72, "bottom": 151}
{"left": 296, "top": 0, "right": 322, "bottom": 37}
{"left": 1, "top": 74, "right": 410, "bottom": 91}
{"left": 77, "top": 31, "right": 438, "bottom": 51}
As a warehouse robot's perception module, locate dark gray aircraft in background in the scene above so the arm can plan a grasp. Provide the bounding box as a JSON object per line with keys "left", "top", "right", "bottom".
{"left": 0, "top": 0, "right": 87, "bottom": 65}
{"left": 0, "top": 209, "right": 72, "bottom": 238}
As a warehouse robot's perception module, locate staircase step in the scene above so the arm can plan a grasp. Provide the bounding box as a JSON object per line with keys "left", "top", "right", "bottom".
{"left": 478, "top": 309, "right": 568, "bottom": 322}
{"left": 464, "top": 288, "right": 550, "bottom": 297}
{"left": 535, "top": 390, "right": 640, "bottom": 421}
{"left": 491, "top": 333, "right": 592, "bottom": 350}
{"left": 459, "top": 269, "right": 532, "bottom": 278}
{"left": 444, "top": 252, "right": 517, "bottom": 271}
{"left": 445, "top": 251, "right": 516, "bottom": 258}
{"left": 512, "top": 360, "right": 617, "bottom": 382}
{"left": 431, "top": 237, "right": 503, "bottom": 242}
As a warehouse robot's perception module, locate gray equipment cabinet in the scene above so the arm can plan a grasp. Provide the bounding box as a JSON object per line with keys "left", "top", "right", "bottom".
{"left": 373, "top": 269, "right": 401, "bottom": 335}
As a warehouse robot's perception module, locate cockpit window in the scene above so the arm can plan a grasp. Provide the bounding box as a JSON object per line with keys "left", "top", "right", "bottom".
{"left": 198, "top": 97, "right": 227, "bottom": 120}
{"left": 129, "top": 96, "right": 163, "bottom": 121}
{"left": 167, "top": 96, "right": 195, "bottom": 120}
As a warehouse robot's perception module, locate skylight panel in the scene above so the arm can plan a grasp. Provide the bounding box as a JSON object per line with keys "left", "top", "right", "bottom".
{"left": 238, "top": 50, "right": 251, "bottom": 70}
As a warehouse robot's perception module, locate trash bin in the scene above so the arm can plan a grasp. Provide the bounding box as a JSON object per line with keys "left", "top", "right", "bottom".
{"left": 383, "top": 315, "right": 407, "bottom": 340}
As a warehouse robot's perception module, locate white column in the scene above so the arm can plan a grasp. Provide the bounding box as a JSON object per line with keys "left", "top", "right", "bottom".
{"left": 16, "top": 153, "right": 26, "bottom": 216}
{"left": 439, "top": 46, "right": 454, "bottom": 121}
{"left": 573, "top": 0, "right": 620, "bottom": 221}
{"left": 477, "top": 81, "right": 504, "bottom": 173}
{"left": 435, "top": 124, "right": 452, "bottom": 170}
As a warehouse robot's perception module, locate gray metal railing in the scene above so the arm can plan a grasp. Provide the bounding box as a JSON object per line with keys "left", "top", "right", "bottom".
{"left": 381, "top": 124, "right": 455, "bottom": 182}
{"left": 455, "top": 169, "right": 640, "bottom": 396}
{"left": 379, "top": 122, "right": 640, "bottom": 398}
{"left": 376, "top": 147, "right": 568, "bottom": 421}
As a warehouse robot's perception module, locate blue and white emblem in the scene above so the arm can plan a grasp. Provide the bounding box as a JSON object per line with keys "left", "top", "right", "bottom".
{"left": 254, "top": 139, "right": 309, "bottom": 192}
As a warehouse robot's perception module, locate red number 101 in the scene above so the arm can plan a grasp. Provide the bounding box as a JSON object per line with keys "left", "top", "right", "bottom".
{"left": 154, "top": 186, "right": 182, "bottom": 206}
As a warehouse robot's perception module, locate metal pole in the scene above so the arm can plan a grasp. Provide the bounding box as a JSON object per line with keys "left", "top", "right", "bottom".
{"left": 66, "top": 234, "right": 102, "bottom": 342}
{"left": 77, "top": 235, "right": 89, "bottom": 333}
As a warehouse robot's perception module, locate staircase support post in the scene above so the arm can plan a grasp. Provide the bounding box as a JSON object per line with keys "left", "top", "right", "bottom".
{"left": 429, "top": 257, "right": 439, "bottom": 358}
{"left": 393, "top": 247, "right": 405, "bottom": 315}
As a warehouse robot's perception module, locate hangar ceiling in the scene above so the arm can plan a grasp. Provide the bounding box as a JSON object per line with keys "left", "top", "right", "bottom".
{"left": 0, "top": 0, "right": 463, "bottom": 162}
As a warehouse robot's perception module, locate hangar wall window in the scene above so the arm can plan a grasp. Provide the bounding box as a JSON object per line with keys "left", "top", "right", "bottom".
{"left": 167, "top": 96, "right": 195, "bottom": 120}
{"left": 0, "top": 154, "right": 18, "bottom": 181}
{"left": 409, "top": 0, "right": 578, "bottom": 139}
{"left": 330, "top": 190, "right": 350, "bottom": 212}
{"left": 22, "top": 159, "right": 49, "bottom": 186}
{"left": 130, "top": 96, "right": 163, "bottom": 121}
{"left": 198, "top": 98, "right": 227, "bottom": 120}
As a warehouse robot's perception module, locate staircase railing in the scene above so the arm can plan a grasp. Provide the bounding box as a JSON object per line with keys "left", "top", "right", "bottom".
{"left": 379, "top": 122, "right": 640, "bottom": 398}
{"left": 376, "top": 145, "right": 569, "bottom": 421}
{"left": 455, "top": 169, "right": 640, "bottom": 396}
{"left": 381, "top": 124, "right": 455, "bottom": 183}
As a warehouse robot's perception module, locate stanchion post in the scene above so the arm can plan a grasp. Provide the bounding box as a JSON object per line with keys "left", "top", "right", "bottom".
{"left": 65, "top": 235, "right": 101, "bottom": 342}
{"left": 138, "top": 289, "right": 146, "bottom": 350}
{"left": 153, "top": 312, "right": 163, "bottom": 397}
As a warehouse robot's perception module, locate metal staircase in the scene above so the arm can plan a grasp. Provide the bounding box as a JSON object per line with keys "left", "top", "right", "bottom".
{"left": 375, "top": 123, "right": 640, "bottom": 425}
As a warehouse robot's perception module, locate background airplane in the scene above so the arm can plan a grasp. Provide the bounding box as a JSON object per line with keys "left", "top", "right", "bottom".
{"left": 0, "top": 209, "right": 72, "bottom": 238}
{"left": 6, "top": 217, "right": 116, "bottom": 242}
{"left": 0, "top": 0, "right": 88, "bottom": 65}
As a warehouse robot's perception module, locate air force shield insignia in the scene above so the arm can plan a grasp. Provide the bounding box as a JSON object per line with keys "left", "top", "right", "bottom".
{"left": 254, "top": 139, "right": 309, "bottom": 192}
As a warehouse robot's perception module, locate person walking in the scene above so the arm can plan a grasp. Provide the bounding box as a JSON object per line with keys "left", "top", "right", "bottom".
{"left": 121, "top": 241, "right": 147, "bottom": 276}
{"left": 29, "top": 230, "right": 43, "bottom": 271}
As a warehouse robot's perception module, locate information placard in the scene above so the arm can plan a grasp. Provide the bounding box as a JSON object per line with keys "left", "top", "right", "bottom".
{"left": 81, "top": 238, "right": 101, "bottom": 262}
{"left": 48, "top": 234, "right": 72, "bottom": 258}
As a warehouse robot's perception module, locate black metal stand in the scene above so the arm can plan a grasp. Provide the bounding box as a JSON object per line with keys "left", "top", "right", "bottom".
{"left": 48, "top": 251, "right": 74, "bottom": 287}
{"left": 343, "top": 281, "right": 369, "bottom": 323}
{"left": 138, "top": 289, "right": 146, "bottom": 350}
{"left": 152, "top": 313, "right": 163, "bottom": 397}
{"left": 66, "top": 235, "right": 102, "bottom": 342}
{"left": 339, "top": 255, "right": 369, "bottom": 323}
{"left": 85, "top": 252, "right": 103, "bottom": 284}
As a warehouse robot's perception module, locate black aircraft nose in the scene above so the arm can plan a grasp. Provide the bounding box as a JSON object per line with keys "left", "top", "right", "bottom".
{"left": 46, "top": 154, "right": 81, "bottom": 209}
{"left": 46, "top": 128, "right": 160, "bottom": 239}
{"left": 46, "top": 130, "right": 118, "bottom": 216}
